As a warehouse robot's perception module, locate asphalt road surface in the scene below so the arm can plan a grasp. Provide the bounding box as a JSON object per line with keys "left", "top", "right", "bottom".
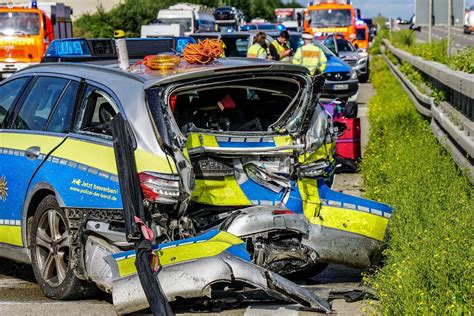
{"left": 398, "top": 24, "right": 474, "bottom": 52}
{"left": 0, "top": 83, "right": 375, "bottom": 315}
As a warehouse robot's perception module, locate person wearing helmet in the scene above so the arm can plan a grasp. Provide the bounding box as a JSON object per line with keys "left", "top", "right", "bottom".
{"left": 247, "top": 32, "right": 268, "bottom": 59}
{"left": 292, "top": 32, "right": 327, "bottom": 75}
{"left": 269, "top": 30, "right": 293, "bottom": 62}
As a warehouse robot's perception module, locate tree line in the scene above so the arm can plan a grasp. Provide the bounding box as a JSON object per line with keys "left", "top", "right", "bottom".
{"left": 74, "top": 0, "right": 302, "bottom": 38}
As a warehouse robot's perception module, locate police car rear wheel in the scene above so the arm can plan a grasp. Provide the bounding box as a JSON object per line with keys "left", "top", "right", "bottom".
{"left": 30, "top": 195, "right": 96, "bottom": 299}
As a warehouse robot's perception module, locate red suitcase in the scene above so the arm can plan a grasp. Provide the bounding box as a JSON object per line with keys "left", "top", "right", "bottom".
{"left": 335, "top": 117, "right": 361, "bottom": 161}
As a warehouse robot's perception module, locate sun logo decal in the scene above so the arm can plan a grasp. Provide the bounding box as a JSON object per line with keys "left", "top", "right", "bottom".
{"left": 0, "top": 176, "right": 7, "bottom": 202}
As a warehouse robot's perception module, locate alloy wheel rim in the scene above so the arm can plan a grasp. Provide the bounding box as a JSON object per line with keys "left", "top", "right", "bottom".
{"left": 35, "top": 209, "right": 70, "bottom": 287}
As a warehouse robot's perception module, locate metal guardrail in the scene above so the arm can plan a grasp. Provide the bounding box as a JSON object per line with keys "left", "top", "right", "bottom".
{"left": 382, "top": 40, "right": 474, "bottom": 180}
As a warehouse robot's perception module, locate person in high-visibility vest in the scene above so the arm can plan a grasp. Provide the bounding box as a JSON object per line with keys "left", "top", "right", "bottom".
{"left": 219, "top": 40, "right": 226, "bottom": 58}
{"left": 292, "top": 32, "right": 327, "bottom": 75}
{"left": 269, "top": 30, "right": 293, "bottom": 62}
{"left": 247, "top": 32, "right": 268, "bottom": 59}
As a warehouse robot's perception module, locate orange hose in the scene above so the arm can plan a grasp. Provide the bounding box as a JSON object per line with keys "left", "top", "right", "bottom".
{"left": 183, "top": 39, "right": 223, "bottom": 64}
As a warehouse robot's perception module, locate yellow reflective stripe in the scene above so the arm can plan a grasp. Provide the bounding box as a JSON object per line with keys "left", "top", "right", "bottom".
{"left": 0, "top": 225, "right": 22, "bottom": 246}
{"left": 135, "top": 149, "right": 176, "bottom": 174}
{"left": 115, "top": 231, "right": 243, "bottom": 277}
{"left": 298, "top": 142, "right": 335, "bottom": 163}
{"left": 186, "top": 133, "right": 219, "bottom": 149}
{"left": 52, "top": 138, "right": 118, "bottom": 175}
{"left": 192, "top": 176, "right": 251, "bottom": 206}
{"left": 297, "top": 178, "right": 321, "bottom": 219}
{"left": 302, "top": 50, "right": 320, "bottom": 58}
{"left": 2, "top": 133, "right": 63, "bottom": 154}
{"left": 273, "top": 135, "right": 293, "bottom": 147}
{"left": 313, "top": 27, "right": 348, "bottom": 33}
{"left": 52, "top": 138, "right": 175, "bottom": 175}
{"left": 310, "top": 205, "right": 389, "bottom": 241}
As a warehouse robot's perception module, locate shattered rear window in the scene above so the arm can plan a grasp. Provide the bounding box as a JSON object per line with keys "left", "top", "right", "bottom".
{"left": 159, "top": 75, "right": 305, "bottom": 134}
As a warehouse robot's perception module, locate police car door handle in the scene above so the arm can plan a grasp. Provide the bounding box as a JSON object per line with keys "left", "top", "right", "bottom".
{"left": 25, "top": 146, "right": 41, "bottom": 160}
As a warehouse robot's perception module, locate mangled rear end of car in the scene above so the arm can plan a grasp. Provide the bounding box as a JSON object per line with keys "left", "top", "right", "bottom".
{"left": 143, "top": 59, "right": 390, "bottom": 277}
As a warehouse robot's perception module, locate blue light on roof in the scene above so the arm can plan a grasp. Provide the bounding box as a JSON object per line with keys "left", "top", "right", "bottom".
{"left": 45, "top": 39, "right": 92, "bottom": 57}
{"left": 277, "top": 24, "right": 286, "bottom": 31}
{"left": 356, "top": 20, "right": 365, "bottom": 26}
{"left": 31, "top": 1, "right": 37, "bottom": 8}
{"left": 175, "top": 37, "right": 195, "bottom": 54}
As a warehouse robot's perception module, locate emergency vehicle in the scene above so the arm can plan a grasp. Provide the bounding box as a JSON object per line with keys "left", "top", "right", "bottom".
{"left": 0, "top": 1, "right": 72, "bottom": 79}
{"left": 464, "top": 9, "right": 474, "bottom": 34}
{"left": 354, "top": 20, "right": 369, "bottom": 50}
{"left": 0, "top": 37, "right": 332, "bottom": 313}
{"left": 304, "top": 0, "right": 357, "bottom": 43}
{"left": 274, "top": 8, "right": 305, "bottom": 31}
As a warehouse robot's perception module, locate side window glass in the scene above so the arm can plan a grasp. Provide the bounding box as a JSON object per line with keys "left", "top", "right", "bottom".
{"left": 47, "top": 81, "right": 79, "bottom": 133}
{"left": 0, "top": 77, "right": 29, "bottom": 127}
{"left": 77, "top": 86, "right": 117, "bottom": 137}
{"left": 324, "top": 38, "right": 335, "bottom": 52}
{"left": 13, "top": 77, "right": 68, "bottom": 131}
{"left": 235, "top": 38, "right": 249, "bottom": 57}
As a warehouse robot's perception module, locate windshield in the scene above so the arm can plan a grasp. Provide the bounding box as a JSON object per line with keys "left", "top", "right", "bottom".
{"left": 356, "top": 28, "right": 366, "bottom": 40}
{"left": 337, "top": 39, "right": 356, "bottom": 52}
{"left": 309, "top": 9, "right": 352, "bottom": 27}
{"left": 157, "top": 18, "right": 192, "bottom": 32}
{"left": 0, "top": 12, "right": 40, "bottom": 36}
{"left": 276, "top": 15, "right": 293, "bottom": 23}
{"left": 312, "top": 39, "right": 335, "bottom": 56}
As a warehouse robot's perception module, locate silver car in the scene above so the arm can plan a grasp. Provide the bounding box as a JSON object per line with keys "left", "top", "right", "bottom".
{"left": 321, "top": 34, "right": 370, "bottom": 83}
{"left": 0, "top": 37, "right": 333, "bottom": 314}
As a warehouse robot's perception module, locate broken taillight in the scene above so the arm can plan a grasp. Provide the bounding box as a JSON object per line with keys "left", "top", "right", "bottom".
{"left": 138, "top": 172, "right": 180, "bottom": 204}
{"left": 272, "top": 209, "right": 294, "bottom": 215}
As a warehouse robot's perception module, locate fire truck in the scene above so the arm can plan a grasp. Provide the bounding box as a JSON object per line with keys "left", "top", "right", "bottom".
{"left": 274, "top": 8, "right": 305, "bottom": 31}
{"left": 0, "top": 1, "right": 72, "bottom": 79}
{"left": 304, "top": 0, "right": 357, "bottom": 43}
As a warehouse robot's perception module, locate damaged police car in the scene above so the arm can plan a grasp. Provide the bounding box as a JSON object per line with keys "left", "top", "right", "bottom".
{"left": 0, "top": 38, "right": 334, "bottom": 313}
{"left": 0, "top": 37, "right": 390, "bottom": 313}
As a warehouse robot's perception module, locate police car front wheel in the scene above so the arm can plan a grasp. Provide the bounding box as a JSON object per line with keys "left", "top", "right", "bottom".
{"left": 30, "top": 195, "right": 97, "bottom": 299}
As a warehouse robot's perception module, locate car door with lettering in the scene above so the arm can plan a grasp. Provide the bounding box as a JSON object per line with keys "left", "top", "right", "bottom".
{"left": 0, "top": 76, "right": 73, "bottom": 247}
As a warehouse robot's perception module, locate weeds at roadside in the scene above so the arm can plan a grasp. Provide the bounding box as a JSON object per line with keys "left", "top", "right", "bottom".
{"left": 361, "top": 55, "right": 473, "bottom": 315}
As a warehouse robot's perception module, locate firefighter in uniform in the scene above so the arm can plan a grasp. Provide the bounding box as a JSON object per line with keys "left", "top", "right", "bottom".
{"left": 292, "top": 32, "right": 327, "bottom": 75}
{"left": 247, "top": 32, "right": 269, "bottom": 59}
{"left": 269, "top": 30, "right": 293, "bottom": 62}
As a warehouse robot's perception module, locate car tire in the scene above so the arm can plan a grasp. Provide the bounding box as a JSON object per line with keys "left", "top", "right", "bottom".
{"left": 30, "top": 195, "right": 97, "bottom": 300}
{"left": 359, "top": 65, "right": 370, "bottom": 83}
{"left": 359, "top": 73, "right": 369, "bottom": 83}
{"left": 287, "top": 262, "right": 329, "bottom": 280}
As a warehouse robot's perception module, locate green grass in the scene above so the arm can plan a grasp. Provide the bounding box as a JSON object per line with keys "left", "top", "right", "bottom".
{"left": 361, "top": 55, "right": 473, "bottom": 315}
{"left": 385, "top": 29, "right": 474, "bottom": 74}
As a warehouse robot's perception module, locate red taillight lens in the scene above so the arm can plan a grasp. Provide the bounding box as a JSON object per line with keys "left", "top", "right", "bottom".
{"left": 138, "top": 172, "right": 180, "bottom": 204}
{"left": 272, "top": 209, "right": 294, "bottom": 215}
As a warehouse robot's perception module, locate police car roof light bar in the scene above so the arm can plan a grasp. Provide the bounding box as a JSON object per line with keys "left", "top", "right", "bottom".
{"left": 42, "top": 37, "right": 196, "bottom": 63}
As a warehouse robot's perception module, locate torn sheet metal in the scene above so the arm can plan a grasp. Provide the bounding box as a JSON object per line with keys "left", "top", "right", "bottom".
{"left": 300, "top": 182, "right": 392, "bottom": 269}
{"left": 104, "top": 230, "right": 331, "bottom": 314}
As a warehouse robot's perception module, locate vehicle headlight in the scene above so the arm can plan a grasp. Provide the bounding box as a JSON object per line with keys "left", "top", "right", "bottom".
{"left": 357, "top": 57, "right": 367, "bottom": 65}
{"left": 350, "top": 71, "right": 358, "bottom": 80}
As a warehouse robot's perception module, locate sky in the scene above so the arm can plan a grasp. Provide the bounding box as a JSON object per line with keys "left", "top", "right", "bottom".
{"left": 293, "top": 0, "right": 474, "bottom": 19}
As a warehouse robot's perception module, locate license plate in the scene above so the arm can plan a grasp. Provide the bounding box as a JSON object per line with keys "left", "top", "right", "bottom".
{"left": 334, "top": 84, "right": 349, "bottom": 90}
